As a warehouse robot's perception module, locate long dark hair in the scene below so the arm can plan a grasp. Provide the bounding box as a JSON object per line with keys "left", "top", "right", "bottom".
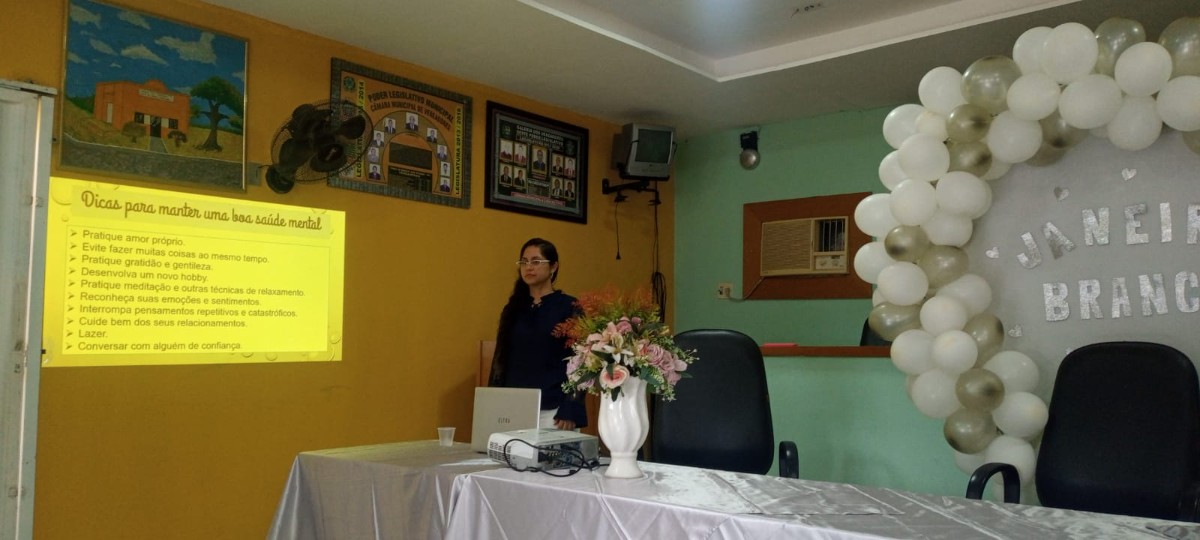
{"left": 488, "top": 238, "right": 560, "bottom": 386}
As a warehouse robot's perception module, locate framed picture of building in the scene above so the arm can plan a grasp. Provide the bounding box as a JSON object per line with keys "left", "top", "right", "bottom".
{"left": 60, "top": 0, "right": 247, "bottom": 190}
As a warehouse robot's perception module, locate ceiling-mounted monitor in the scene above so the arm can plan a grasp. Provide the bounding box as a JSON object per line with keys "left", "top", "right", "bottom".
{"left": 612, "top": 123, "right": 675, "bottom": 180}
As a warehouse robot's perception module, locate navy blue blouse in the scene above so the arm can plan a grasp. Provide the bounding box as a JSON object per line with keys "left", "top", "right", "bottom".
{"left": 501, "top": 290, "right": 587, "bottom": 427}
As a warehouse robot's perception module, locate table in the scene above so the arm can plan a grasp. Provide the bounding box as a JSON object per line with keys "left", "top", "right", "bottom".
{"left": 267, "top": 441, "right": 501, "bottom": 540}
{"left": 444, "top": 463, "right": 1198, "bottom": 540}
{"left": 269, "top": 442, "right": 1200, "bottom": 540}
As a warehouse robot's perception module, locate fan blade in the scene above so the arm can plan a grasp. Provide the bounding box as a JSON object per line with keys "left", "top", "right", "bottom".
{"left": 288, "top": 107, "right": 332, "bottom": 141}
{"left": 338, "top": 115, "right": 367, "bottom": 139}
{"left": 291, "top": 103, "right": 316, "bottom": 121}
{"left": 265, "top": 166, "right": 296, "bottom": 194}
{"left": 277, "top": 137, "right": 314, "bottom": 171}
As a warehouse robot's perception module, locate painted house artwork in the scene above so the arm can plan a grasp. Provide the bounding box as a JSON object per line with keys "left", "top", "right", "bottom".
{"left": 62, "top": 0, "right": 247, "bottom": 189}
{"left": 93, "top": 79, "right": 191, "bottom": 138}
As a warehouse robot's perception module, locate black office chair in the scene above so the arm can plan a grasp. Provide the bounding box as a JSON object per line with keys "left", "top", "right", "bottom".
{"left": 859, "top": 319, "right": 891, "bottom": 346}
{"left": 650, "top": 329, "right": 799, "bottom": 478}
{"left": 966, "top": 341, "right": 1200, "bottom": 521}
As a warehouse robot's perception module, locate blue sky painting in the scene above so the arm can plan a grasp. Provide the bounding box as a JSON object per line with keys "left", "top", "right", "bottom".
{"left": 65, "top": 0, "right": 245, "bottom": 118}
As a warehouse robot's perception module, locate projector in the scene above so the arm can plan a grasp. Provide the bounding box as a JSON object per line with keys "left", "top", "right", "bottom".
{"left": 487, "top": 428, "right": 599, "bottom": 471}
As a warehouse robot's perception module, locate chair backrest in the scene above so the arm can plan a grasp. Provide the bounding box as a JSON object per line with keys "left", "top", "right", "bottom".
{"left": 1036, "top": 341, "right": 1200, "bottom": 520}
{"left": 859, "top": 319, "right": 891, "bottom": 346}
{"left": 650, "top": 329, "right": 775, "bottom": 474}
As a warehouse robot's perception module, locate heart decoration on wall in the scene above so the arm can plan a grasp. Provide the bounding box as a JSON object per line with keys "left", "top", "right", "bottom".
{"left": 852, "top": 16, "right": 1200, "bottom": 489}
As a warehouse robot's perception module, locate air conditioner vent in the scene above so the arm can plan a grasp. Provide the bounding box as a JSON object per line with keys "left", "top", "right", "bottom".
{"left": 760, "top": 216, "right": 848, "bottom": 276}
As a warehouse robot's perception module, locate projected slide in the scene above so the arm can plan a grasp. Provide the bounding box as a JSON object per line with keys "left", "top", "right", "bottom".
{"left": 42, "top": 177, "right": 345, "bottom": 366}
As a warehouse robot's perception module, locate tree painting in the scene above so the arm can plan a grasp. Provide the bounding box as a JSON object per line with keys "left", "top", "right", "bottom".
{"left": 191, "top": 76, "right": 244, "bottom": 152}
{"left": 61, "top": 0, "right": 247, "bottom": 189}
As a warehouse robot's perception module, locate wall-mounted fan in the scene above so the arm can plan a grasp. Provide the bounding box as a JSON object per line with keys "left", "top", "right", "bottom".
{"left": 266, "top": 100, "right": 372, "bottom": 194}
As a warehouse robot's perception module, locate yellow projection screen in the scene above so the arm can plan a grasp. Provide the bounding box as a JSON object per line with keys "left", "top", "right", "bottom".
{"left": 42, "top": 177, "right": 345, "bottom": 366}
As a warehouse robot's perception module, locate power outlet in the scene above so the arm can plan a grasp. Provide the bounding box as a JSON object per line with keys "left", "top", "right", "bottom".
{"left": 716, "top": 283, "right": 733, "bottom": 299}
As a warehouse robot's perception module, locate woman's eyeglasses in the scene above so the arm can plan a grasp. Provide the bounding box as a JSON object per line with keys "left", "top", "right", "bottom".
{"left": 516, "top": 259, "right": 551, "bottom": 267}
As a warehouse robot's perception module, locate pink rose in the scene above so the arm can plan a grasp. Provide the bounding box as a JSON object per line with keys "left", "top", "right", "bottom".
{"left": 599, "top": 364, "right": 630, "bottom": 389}
{"left": 645, "top": 344, "right": 672, "bottom": 370}
{"left": 631, "top": 316, "right": 642, "bottom": 325}
{"left": 614, "top": 319, "right": 634, "bottom": 335}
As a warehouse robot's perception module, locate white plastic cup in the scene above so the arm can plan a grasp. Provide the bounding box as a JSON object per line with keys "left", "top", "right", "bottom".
{"left": 437, "top": 427, "right": 455, "bottom": 447}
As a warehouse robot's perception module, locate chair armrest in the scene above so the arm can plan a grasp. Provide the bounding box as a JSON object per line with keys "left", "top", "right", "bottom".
{"left": 778, "top": 441, "right": 799, "bottom": 479}
{"left": 1179, "top": 481, "right": 1200, "bottom": 522}
{"left": 965, "top": 462, "right": 1020, "bottom": 503}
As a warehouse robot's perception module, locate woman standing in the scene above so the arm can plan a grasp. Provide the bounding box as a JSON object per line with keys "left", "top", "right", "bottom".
{"left": 488, "top": 238, "right": 586, "bottom": 430}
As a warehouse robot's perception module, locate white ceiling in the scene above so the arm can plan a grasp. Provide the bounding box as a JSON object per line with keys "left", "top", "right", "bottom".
{"left": 201, "top": 0, "right": 1196, "bottom": 139}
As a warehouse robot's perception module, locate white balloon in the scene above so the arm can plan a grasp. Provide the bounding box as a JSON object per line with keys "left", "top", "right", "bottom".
{"left": 1114, "top": 42, "right": 1173, "bottom": 97}
{"left": 1156, "top": 76, "right": 1200, "bottom": 131}
{"left": 1006, "top": 73, "right": 1061, "bottom": 121}
{"left": 974, "top": 185, "right": 993, "bottom": 219}
{"left": 954, "top": 449, "right": 988, "bottom": 475}
{"left": 935, "top": 171, "right": 990, "bottom": 217}
{"left": 877, "top": 261, "right": 930, "bottom": 306}
{"left": 984, "top": 435, "right": 1037, "bottom": 486}
{"left": 889, "top": 179, "right": 939, "bottom": 226}
{"left": 931, "top": 330, "right": 978, "bottom": 375}
{"left": 1107, "top": 96, "right": 1162, "bottom": 151}
{"left": 919, "top": 66, "right": 968, "bottom": 114}
{"left": 992, "top": 392, "right": 1049, "bottom": 439}
{"left": 983, "top": 351, "right": 1039, "bottom": 393}
{"left": 1013, "top": 26, "right": 1052, "bottom": 75}
{"left": 878, "top": 151, "right": 908, "bottom": 191}
{"left": 920, "top": 296, "right": 969, "bottom": 335}
{"left": 891, "top": 329, "right": 935, "bottom": 375}
{"left": 981, "top": 159, "right": 1012, "bottom": 181}
{"left": 884, "top": 104, "right": 925, "bottom": 149}
{"left": 986, "top": 111, "right": 1042, "bottom": 163}
{"left": 1058, "top": 74, "right": 1122, "bottom": 129}
{"left": 916, "top": 110, "right": 949, "bottom": 140}
{"left": 1041, "top": 22, "right": 1099, "bottom": 84}
{"left": 936, "top": 274, "right": 993, "bottom": 316}
{"left": 854, "top": 193, "right": 899, "bottom": 237}
{"left": 898, "top": 133, "right": 950, "bottom": 182}
{"left": 872, "top": 288, "right": 886, "bottom": 306}
{"left": 853, "top": 241, "right": 895, "bottom": 284}
{"left": 911, "top": 369, "right": 962, "bottom": 418}
{"left": 921, "top": 210, "right": 973, "bottom": 247}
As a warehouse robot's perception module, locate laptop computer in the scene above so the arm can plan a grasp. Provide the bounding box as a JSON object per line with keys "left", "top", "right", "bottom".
{"left": 470, "top": 387, "right": 542, "bottom": 452}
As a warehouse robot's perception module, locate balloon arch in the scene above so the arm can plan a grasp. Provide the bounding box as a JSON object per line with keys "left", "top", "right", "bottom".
{"left": 852, "top": 17, "right": 1200, "bottom": 488}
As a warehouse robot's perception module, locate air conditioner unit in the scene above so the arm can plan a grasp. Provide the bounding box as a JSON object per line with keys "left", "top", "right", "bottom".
{"left": 760, "top": 216, "right": 848, "bottom": 276}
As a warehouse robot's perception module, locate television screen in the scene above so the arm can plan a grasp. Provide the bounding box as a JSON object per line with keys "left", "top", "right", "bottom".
{"left": 635, "top": 129, "right": 673, "bottom": 163}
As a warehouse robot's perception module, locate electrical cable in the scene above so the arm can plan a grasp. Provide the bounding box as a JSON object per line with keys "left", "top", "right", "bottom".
{"left": 614, "top": 195, "right": 623, "bottom": 260}
{"left": 650, "top": 188, "right": 666, "bottom": 320}
{"left": 729, "top": 277, "right": 766, "bottom": 302}
{"left": 500, "top": 438, "right": 598, "bottom": 477}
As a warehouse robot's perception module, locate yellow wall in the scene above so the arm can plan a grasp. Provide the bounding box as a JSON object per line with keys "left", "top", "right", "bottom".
{"left": 3, "top": 0, "right": 673, "bottom": 537}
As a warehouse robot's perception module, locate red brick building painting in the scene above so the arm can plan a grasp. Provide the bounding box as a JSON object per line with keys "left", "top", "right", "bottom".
{"left": 93, "top": 79, "right": 190, "bottom": 137}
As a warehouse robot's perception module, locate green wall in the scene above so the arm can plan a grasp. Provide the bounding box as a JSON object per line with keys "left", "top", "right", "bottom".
{"left": 673, "top": 107, "right": 967, "bottom": 496}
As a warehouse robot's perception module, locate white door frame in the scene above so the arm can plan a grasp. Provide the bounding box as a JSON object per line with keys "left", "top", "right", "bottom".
{"left": 0, "top": 79, "right": 54, "bottom": 540}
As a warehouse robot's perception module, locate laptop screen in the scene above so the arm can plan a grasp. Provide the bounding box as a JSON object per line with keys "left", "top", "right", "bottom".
{"left": 470, "top": 387, "right": 542, "bottom": 452}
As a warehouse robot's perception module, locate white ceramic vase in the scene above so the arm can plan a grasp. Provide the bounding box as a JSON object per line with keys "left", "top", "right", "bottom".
{"left": 598, "top": 376, "right": 649, "bottom": 478}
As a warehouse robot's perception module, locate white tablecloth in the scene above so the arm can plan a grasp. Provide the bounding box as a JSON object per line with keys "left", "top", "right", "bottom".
{"left": 444, "top": 462, "right": 1196, "bottom": 540}
{"left": 267, "top": 441, "right": 501, "bottom": 540}
{"left": 267, "top": 442, "right": 1199, "bottom": 540}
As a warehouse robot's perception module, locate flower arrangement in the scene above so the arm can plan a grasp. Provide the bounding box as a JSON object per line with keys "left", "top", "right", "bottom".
{"left": 554, "top": 286, "right": 696, "bottom": 401}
